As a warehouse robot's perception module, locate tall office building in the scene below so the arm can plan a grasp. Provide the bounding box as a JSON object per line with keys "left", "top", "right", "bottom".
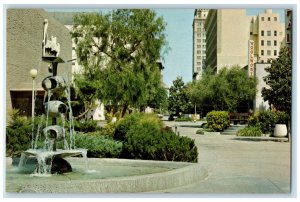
{"left": 192, "top": 9, "right": 209, "bottom": 80}
{"left": 204, "top": 9, "right": 285, "bottom": 72}
{"left": 204, "top": 9, "right": 252, "bottom": 72}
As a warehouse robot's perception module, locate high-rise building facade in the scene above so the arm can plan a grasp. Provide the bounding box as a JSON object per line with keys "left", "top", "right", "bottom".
{"left": 256, "top": 9, "right": 285, "bottom": 63}
{"left": 204, "top": 9, "right": 253, "bottom": 72}
{"left": 204, "top": 9, "right": 285, "bottom": 72}
{"left": 192, "top": 9, "right": 209, "bottom": 80}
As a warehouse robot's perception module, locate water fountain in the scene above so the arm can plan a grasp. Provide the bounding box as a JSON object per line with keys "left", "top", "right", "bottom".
{"left": 6, "top": 19, "right": 205, "bottom": 193}
{"left": 18, "top": 19, "right": 87, "bottom": 176}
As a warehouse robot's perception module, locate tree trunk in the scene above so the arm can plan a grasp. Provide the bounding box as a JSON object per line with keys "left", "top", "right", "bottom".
{"left": 74, "top": 102, "right": 93, "bottom": 120}
{"left": 121, "top": 103, "right": 128, "bottom": 118}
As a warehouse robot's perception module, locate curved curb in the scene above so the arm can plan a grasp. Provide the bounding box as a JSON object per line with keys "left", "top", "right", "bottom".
{"left": 17, "top": 158, "right": 207, "bottom": 193}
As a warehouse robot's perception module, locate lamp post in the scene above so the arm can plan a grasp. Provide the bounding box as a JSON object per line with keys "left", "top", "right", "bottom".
{"left": 30, "top": 69, "right": 38, "bottom": 149}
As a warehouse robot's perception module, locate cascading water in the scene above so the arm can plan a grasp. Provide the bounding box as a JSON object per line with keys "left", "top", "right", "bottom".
{"left": 18, "top": 19, "right": 87, "bottom": 176}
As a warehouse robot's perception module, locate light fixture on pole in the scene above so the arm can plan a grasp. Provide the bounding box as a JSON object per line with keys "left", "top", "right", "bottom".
{"left": 30, "top": 69, "right": 38, "bottom": 149}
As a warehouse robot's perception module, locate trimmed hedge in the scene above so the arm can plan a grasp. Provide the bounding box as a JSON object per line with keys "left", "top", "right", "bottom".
{"left": 206, "top": 111, "right": 230, "bottom": 132}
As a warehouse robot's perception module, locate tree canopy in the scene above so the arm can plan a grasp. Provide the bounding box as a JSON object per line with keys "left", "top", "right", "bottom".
{"left": 71, "top": 9, "right": 168, "bottom": 117}
{"left": 168, "top": 76, "right": 192, "bottom": 115}
{"left": 186, "top": 66, "right": 257, "bottom": 114}
{"left": 262, "top": 46, "right": 292, "bottom": 115}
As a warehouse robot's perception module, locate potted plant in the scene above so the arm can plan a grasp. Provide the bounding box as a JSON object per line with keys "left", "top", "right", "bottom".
{"left": 274, "top": 111, "right": 288, "bottom": 137}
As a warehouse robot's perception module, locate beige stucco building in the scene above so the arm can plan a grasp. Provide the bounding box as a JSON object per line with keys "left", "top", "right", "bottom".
{"left": 255, "top": 9, "right": 285, "bottom": 63}
{"left": 192, "top": 9, "right": 209, "bottom": 80}
{"left": 6, "top": 9, "right": 72, "bottom": 120}
{"left": 204, "top": 9, "right": 285, "bottom": 72}
{"left": 205, "top": 9, "right": 252, "bottom": 72}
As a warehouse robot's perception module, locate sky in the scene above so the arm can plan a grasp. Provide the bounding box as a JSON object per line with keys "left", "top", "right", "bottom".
{"left": 46, "top": 8, "right": 285, "bottom": 87}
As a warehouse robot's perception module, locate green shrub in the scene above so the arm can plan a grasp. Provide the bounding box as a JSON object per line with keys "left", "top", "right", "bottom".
{"left": 206, "top": 111, "right": 230, "bottom": 132}
{"left": 123, "top": 121, "right": 198, "bottom": 162}
{"left": 73, "top": 119, "right": 100, "bottom": 133}
{"left": 114, "top": 113, "right": 163, "bottom": 141}
{"left": 6, "top": 110, "right": 32, "bottom": 156}
{"left": 237, "top": 126, "right": 262, "bottom": 137}
{"left": 175, "top": 117, "right": 192, "bottom": 122}
{"left": 248, "top": 110, "right": 277, "bottom": 134}
{"left": 75, "top": 133, "right": 123, "bottom": 158}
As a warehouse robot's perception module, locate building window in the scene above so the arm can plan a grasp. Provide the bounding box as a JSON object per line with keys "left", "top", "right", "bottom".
{"left": 197, "top": 39, "right": 201, "bottom": 43}
{"left": 267, "top": 31, "right": 271, "bottom": 36}
{"left": 261, "top": 40, "right": 264, "bottom": 46}
{"left": 261, "top": 50, "right": 264, "bottom": 56}
{"left": 197, "top": 62, "right": 201, "bottom": 65}
{"left": 261, "top": 60, "right": 264, "bottom": 63}
{"left": 197, "top": 45, "right": 201, "bottom": 48}
{"left": 261, "top": 30, "right": 264, "bottom": 36}
{"left": 274, "top": 17, "right": 277, "bottom": 21}
{"left": 197, "top": 50, "right": 201, "bottom": 54}
{"left": 267, "top": 50, "right": 271, "bottom": 56}
{"left": 197, "top": 56, "right": 201, "bottom": 59}
{"left": 261, "top": 17, "right": 264, "bottom": 21}
{"left": 267, "top": 40, "right": 271, "bottom": 46}
{"left": 274, "top": 50, "right": 277, "bottom": 56}
{"left": 250, "top": 31, "right": 253, "bottom": 35}
{"left": 274, "top": 30, "right": 277, "bottom": 36}
{"left": 268, "top": 17, "right": 271, "bottom": 21}
{"left": 197, "top": 33, "right": 201, "bottom": 37}
{"left": 274, "top": 40, "right": 277, "bottom": 46}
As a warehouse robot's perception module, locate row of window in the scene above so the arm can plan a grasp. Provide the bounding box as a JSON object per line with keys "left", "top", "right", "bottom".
{"left": 261, "top": 30, "right": 278, "bottom": 37}
{"left": 197, "top": 56, "right": 206, "bottom": 60}
{"left": 197, "top": 45, "right": 206, "bottom": 48}
{"left": 197, "top": 33, "right": 206, "bottom": 37}
{"left": 197, "top": 50, "right": 206, "bottom": 54}
{"left": 261, "top": 40, "right": 277, "bottom": 46}
{"left": 197, "top": 39, "right": 206, "bottom": 43}
{"left": 261, "top": 49, "right": 277, "bottom": 56}
{"left": 261, "top": 16, "right": 277, "bottom": 22}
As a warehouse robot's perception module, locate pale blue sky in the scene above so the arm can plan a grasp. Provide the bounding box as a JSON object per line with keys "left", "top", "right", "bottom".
{"left": 46, "top": 8, "right": 285, "bottom": 87}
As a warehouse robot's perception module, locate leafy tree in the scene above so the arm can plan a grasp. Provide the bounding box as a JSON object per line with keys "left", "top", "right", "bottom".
{"left": 168, "top": 76, "right": 192, "bottom": 115}
{"left": 187, "top": 66, "right": 257, "bottom": 114}
{"left": 147, "top": 85, "right": 168, "bottom": 114}
{"left": 71, "top": 10, "right": 168, "bottom": 117}
{"left": 262, "top": 46, "right": 292, "bottom": 115}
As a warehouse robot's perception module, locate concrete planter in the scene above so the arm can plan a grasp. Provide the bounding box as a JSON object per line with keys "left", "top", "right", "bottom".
{"left": 274, "top": 124, "right": 287, "bottom": 137}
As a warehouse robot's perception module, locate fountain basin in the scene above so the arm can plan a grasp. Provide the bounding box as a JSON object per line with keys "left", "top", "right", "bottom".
{"left": 6, "top": 158, "right": 207, "bottom": 193}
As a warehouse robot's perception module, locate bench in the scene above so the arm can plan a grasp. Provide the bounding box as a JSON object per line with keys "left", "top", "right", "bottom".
{"left": 229, "top": 113, "right": 251, "bottom": 125}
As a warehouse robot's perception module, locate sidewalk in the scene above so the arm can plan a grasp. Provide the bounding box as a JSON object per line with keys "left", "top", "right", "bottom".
{"left": 155, "top": 121, "right": 291, "bottom": 194}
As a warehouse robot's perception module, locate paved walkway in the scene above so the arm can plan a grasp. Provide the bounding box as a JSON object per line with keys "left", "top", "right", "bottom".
{"left": 155, "top": 121, "right": 291, "bottom": 194}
